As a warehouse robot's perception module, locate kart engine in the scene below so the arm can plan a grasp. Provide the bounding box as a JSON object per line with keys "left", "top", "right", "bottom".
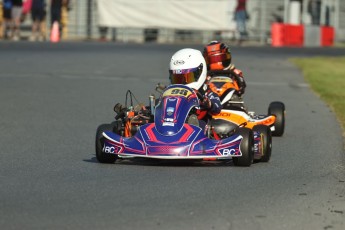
{"left": 208, "top": 119, "right": 238, "bottom": 139}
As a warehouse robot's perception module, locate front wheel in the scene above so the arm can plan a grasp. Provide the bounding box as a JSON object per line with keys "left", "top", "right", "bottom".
{"left": 232, "top": 127, "right": 254, "bottom": 167}
{"left": 253, "top": 125, "right": 272, "bottom": 162}
{"left": 268, "top": 101, "right": 285, "bottom": 137}
{"left": 95, "top": 123, "right": 119, "bottom": 164}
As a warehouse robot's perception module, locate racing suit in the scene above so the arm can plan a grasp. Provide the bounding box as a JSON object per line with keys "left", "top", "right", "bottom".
{"left": 231, "top": 67, "right": 246, "bottom": 96}
{"left": 157, "top": 83, "right": 221, "bottom": 131}
{"left": 208, "top": 64, "right": 246, "bottom": 97}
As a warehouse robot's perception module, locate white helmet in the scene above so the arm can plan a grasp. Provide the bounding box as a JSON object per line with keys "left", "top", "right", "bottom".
{"left": 169, "top": 48, "right": 207, "bottom": 90}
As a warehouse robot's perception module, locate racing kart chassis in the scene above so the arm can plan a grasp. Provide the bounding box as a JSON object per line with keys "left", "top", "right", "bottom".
{"left": 96, "top": 85, "right": 255, "bottom": 166}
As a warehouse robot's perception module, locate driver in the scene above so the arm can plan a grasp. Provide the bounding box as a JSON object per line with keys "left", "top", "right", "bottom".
{"left": 169, "top": 48, "right": 222, "bottom": 130}
{"left": 203, "top": 41, "right": 246, "bottom": 97}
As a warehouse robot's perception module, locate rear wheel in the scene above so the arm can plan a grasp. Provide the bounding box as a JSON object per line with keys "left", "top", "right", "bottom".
{"left": 95, "top": 123, "right": 119, "bottom": 164}
{"left": 232, "top": 127, "right": 254, "bottom": 167}
{"left": 253, "top": 125, "right": 272, "bottom": 162}
{"left": 268, "top": 101, "right": 285, "bottom": 137}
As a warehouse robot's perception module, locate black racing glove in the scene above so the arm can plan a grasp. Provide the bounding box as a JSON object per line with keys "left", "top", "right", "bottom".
{"left": 200, "top": 97, "right": 212, "bottom": 109}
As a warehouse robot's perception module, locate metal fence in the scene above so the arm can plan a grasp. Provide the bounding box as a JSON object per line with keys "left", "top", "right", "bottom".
{"left": 63, "top": 0, "right": 268, "bottom": 44}
{"left": 61, "top": 0, "right": 345, "bottom": 43}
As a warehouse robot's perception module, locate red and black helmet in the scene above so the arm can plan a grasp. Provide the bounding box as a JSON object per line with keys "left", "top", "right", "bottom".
{"left": 203, "top": 41, "right": 232, "bottom": 70}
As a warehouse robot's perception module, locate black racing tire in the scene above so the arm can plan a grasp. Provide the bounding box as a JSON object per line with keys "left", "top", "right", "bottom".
{"left": 95, "top": 123, "right": 119, "bottom": 164}
{"left": 268, "top": 101, "right": 285, "bottom": 137}
{"left": 232, "top": 127, "right": 254, "bottom": 167}
{"left": 253, "top": 125, "right": 272, "bottom": 162}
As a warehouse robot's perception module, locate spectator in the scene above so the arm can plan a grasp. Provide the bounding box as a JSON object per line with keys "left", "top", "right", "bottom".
{"left": 2, "top": 0, "right": 13, "bottom": 40}
{"left": 98, "top": 26, "right": 108, "bottom": 41}
{"left": 11, "top": 0, "right": 22, "bottom": 41}
{"left": 234, "top": 0, "right": 248, "bottom": 45}
{"left": 30, "top": 0, "right": 46, "bottom": 41}
{"left": 325, "top": 4, "right": 330, "bottom": 26}
{"left": 50, "top": 0, "right": 67, "bottom": 37}
{"left": 0, "top": 2, "right": 2, "bottom": 38}
{"left": 308, "top": 0, "right": 321, "bottom": 25}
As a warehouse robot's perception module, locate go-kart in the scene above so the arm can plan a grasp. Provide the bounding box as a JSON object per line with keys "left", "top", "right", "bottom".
{"left": 95, "top": 84, "right": 255, "bottom": 166}
{"left": 206, "top": 72, "right": 286, "bottom": 162}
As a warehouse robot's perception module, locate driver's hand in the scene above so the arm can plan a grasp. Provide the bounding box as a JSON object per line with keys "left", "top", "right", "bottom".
{"left": 201, "top": 97, "right": 212, "bottom": 109}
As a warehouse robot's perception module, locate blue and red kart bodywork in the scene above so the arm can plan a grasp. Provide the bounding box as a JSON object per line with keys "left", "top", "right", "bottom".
{"left": 98, "top": 85, "right": 252, "bottom": 163}
{"left": 102, "top": 123, "right": 242, "bottom": 159}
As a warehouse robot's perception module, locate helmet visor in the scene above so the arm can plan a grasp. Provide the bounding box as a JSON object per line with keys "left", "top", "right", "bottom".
{"left": 206, "top": 53, "right": 230, "bottom": 64}
{"left": 169, "top": 66, "right": 202, "bottom": 85}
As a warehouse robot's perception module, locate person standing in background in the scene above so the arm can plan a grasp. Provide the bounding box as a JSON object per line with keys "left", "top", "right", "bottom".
{"left": 308, "top": 0, "right": 321, "bottom": 25}
{"left": 11, "top": 0, "right": 22, "bottom": 41}
{"left": 50, "top": 0, "right": 67, "bottom": 39}
{"left": 2, "top": 0, "right": 13, "bottom": 40}
{"left": 234, "top": 0, "right": 248, "bottom": 46}
{"left": 98, "top": 26, "right": 108, "bottom": 41}
{"left": 0, "top": 2, "right": 2, "bottom": 39}
{"left": 30, "top": 0, "right": 46, "bottom": 41}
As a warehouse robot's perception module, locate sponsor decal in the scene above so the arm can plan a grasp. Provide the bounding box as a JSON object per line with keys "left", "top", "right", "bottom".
{"left": 163, "top": 88, "right": 192, "bottom": 97}
{"left": 219, "top": 112, "right": 232, "bottom": 117}
{"left": 211, "top": 77, "right": 233, "bottom": 83}
{"left": 166, "top": 107, "right": 174, "bottom": 116}
{"left": 162, "top": 122, "right": 174, "bottom": 126}
{"left": 220, "top": 148, "right": 236, "bottom": 156}
{"left": 253, "top": 143, "right": 259, "bottom": 153}
{"left": 103, "top": 144, "right": 120, "bottom": 154}
{"left": 173, "top": 60, "right": 185, "bottom": 65}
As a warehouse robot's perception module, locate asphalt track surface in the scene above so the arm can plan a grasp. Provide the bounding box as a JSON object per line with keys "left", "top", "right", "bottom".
{"left": 0, "top": 42, "right": 345, "bottom": 230}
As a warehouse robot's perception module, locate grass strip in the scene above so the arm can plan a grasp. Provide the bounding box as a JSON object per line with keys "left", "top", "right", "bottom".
{"left": 291, "top": 56, "right": 345, "bottom": 138}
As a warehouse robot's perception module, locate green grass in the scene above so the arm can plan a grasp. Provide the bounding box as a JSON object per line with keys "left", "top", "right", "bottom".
{"left": 291, "top": 57, "right": 345, "bottom": 137}
{"left": 335, "top": 42, "right": 345, "bottom": 48}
